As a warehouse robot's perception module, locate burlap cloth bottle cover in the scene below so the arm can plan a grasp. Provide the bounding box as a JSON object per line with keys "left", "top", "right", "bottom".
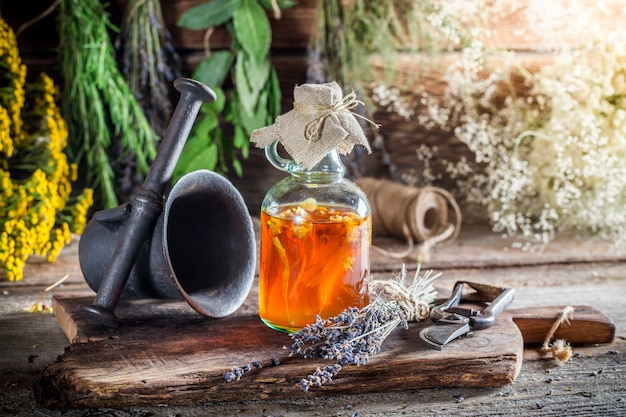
{"left": 250, "top": 82, "right": 372, "bottom": 169}
{"left": 250, "top": 82, "right": 461, "bottom": 259}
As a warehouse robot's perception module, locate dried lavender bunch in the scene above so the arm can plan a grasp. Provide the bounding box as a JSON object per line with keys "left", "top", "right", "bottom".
{"left": 222, "top": 265, "right": 438, "bottom": 390}
{"left": 289, "top": 264, "right": 439, "bottom": 392}
{"left": 115, "top": 0, "right": 181, "bottom": 138}
{"left": 114, "top": 0, "right": 181, "bottom": 199}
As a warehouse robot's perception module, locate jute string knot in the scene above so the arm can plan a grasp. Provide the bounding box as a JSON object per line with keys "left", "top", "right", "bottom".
{"left": 542, "top": 306, "right": 575, "bottom": 363}
{"left": 356, "top": 178, "right": 462, "bottom": 261}
{"left": 294, "top": 90, "right": 380, "bottom": 143}
{"left": 370, "top": 279, "right": 431, "bottom": 322}
{"left": 250, "top": 82, "right": 373, "bottom": 170}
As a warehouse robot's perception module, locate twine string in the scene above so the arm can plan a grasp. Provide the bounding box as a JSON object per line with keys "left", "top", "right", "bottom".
{"left": 294, "top": 90, "right": 380, "bottom": 143}
{"left": 357, "top": 178, "right": 462, "bottom": 261}
{"left": 370, "top": 279, "right": 431, "bottom": 322}
{"left": 541, "top": 306, "right": 575, "bottom": 363}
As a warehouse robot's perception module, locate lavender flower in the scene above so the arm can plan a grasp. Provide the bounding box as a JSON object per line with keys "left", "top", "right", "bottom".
{"left": 224, "top": 360, "right": 262, "bottom": 382}
{"left": 288, "top": 264, "right": 439, "bottom": 391}
{"left": 300, "top": 365, "right": 343, "bottom": 392}
{"left": 222, "top": 265, "right": 439, "bottom": 390}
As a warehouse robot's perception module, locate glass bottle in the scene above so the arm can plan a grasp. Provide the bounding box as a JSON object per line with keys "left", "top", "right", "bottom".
{"left": 258, "top": 142, "right": 372, "bottom": 333}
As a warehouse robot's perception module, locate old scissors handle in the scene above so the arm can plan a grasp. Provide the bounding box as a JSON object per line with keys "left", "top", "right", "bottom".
{"left": 420, "top": 281, "right": 515, "bottom": 349}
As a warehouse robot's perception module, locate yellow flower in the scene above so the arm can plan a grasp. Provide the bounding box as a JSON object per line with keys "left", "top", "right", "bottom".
{"left": 292, "top": 220, "right": 312, "bottom": 239}
{"left": 27, "top": 302, "right": 53, "bottom": 314}
{"left": 0, "top": 106, "right": 12, "bottom": 156}
{"left": 342, "top": 256, "right": 355, "bottom": 271}
{"left": 266, "top": 218, "right": 282, "bottom": 236}
{"left": 0, "top": 18, "right": 93, "bottom": 281}
{"left": 70, "top": 188, "right": 94, "bottom": 234}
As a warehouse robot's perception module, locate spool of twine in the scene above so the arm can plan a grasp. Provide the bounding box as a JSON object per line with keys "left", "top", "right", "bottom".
{"left": 356, "top": 177, "right": 462, "bottom": 260}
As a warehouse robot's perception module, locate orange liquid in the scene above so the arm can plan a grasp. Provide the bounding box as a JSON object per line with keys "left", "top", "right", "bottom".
{"left": 259, "top": 202, "right": 371, "bottom": 332}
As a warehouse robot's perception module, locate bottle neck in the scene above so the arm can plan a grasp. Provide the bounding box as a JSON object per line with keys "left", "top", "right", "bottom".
{"left": 288, "top": 148, "right": 345, "bottom": 182}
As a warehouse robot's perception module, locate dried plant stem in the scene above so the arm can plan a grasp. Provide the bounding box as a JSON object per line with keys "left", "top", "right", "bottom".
{"left": 58, "top": 0, "right": 157, "bottom": 209}
{"left": 44, "top": 274, "right": 70, "bottom": 293}
{"left": 15, "top": 0, "right": 61, "bottom": 38}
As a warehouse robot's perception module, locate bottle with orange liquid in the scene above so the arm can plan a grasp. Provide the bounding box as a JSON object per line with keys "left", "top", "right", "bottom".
{"left": 258, "top": 142, "right": 371, "bottom": 332}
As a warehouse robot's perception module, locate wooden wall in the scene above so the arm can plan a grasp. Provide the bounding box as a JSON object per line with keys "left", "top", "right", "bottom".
{"left": 2, "top": 1, "right": 625, "bottom": 213}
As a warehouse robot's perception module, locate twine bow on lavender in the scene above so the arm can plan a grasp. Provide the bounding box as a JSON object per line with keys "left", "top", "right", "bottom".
{"left": 293, "top": 90, "right": 381, "bottom": 143}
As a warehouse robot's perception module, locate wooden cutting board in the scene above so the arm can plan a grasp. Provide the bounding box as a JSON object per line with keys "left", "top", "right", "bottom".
{"left": 34, "top": 295, "right": 614, "bottom": 408}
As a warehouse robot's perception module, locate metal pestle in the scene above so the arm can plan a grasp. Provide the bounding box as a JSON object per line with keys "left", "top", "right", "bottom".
{"left": 80, "top": 78, "right": 216, "bottom": 328}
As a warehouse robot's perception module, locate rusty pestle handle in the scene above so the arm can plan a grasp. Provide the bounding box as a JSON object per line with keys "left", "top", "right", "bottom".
{"left": 80, "top": 78, "right": 216, "bottom": 327}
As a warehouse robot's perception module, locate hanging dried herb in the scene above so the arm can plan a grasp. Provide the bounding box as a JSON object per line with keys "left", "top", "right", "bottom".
{"left": 308, "top": 0, "right": 473, "bottom": 176}
{"left": 58, "top": 0, "right": 157, "bottom": 209}
{"left": 115, "top": 0, "right": 181, "bottom": 138}
{"left": 114, "top": 0, "right": 181, "bottom": 198}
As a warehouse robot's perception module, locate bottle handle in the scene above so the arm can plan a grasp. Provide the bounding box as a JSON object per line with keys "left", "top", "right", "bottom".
{"left": 264, "top": 141, "right": 294, "bottom": 173}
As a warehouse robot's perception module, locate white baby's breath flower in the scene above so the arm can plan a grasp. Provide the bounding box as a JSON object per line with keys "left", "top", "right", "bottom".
{"left": 424, "top": 33, "right": 626, "bottom": 245}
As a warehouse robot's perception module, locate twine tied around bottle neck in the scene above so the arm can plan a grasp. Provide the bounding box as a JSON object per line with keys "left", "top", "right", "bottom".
{"left": 293, "top": 90, "right": 381, "bottom": 144}
{"left": 250, "top": 82, "right": 374, "bottom": 170}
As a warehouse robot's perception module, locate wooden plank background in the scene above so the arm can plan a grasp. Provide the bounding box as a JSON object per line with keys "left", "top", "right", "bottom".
{"left": 2, "top": 0, "right": 626, "bottom": 211}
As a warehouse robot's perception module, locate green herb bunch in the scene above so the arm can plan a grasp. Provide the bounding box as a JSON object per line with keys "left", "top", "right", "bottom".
{"left": 174, "top": 0, "right": 294, "bottom": 180}
{"left": 58, "top": 0, "right": 158, "bottom": 209}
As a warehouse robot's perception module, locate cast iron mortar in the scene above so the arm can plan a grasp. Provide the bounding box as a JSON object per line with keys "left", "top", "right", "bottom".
{"left": 79, "top": 78, "right": 256, "bottom": 327}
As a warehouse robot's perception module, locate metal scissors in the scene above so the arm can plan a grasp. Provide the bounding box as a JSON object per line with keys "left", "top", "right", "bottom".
{"left": 419, "top": 281, "right": 515, "bottom": 350}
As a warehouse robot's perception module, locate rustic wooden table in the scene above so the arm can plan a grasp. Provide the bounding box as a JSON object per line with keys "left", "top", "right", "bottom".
{"left": 1, "top": 224, "right": 625, "bottom": 416}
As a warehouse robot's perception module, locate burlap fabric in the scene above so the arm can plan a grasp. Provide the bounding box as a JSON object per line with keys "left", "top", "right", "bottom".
{"left": 250, "top": 82, "right": 372, "bottom": 169}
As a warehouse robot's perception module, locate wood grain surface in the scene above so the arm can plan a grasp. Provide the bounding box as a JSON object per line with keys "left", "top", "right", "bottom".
{"left": 36, "top": 305, "right": 524, "bottom": 408}
{"left": 33, "top": 293, "right": 614, "bottom": 408}
{"left": 2, "top": 226, "right": 625, "bottom": 416}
